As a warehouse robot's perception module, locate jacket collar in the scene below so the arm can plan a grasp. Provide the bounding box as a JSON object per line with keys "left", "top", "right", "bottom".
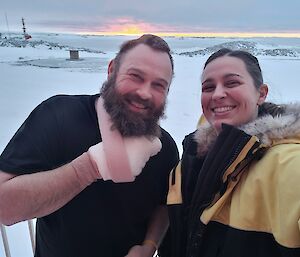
{"left": 194, "top": 103, "right": 300, "bottom": 157}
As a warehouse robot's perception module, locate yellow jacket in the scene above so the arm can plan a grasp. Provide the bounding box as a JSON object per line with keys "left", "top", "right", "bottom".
{"left": 167, "top": 103, "right": 300, "bottom": 257}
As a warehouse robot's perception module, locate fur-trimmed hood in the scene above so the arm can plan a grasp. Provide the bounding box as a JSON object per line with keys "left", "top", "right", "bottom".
{"left": 194, "top": 103, "right": 300, "bottom": 157}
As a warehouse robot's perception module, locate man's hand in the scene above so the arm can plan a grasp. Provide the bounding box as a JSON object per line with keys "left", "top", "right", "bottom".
{"left": 88, "top": 136, "right": 162, "bottom": 182}
{"left": 125, "top": 244, "right": 156, "bottom": 257}
{"left": 125, "top": 136, "right": 162, "bottom": 176}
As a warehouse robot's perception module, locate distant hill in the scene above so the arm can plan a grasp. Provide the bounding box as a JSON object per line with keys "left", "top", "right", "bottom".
{"left": 0, "top": 36, "right": 105, "bottom": 54}
{"left": 179, "top": 41, "right": 300, "bottom": 57}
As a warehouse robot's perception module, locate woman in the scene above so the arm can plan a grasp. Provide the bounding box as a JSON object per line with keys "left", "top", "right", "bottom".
{"left": 164, "top": 48, "right": 300, "bottom": 257}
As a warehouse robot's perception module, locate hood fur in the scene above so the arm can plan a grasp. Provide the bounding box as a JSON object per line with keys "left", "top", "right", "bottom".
{"left": 194, "top": 103, "right": 300, "bottom": 157}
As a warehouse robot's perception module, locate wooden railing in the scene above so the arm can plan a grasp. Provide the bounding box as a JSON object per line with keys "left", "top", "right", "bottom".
{"left": 1, "top": 220, "right": 35, "bottom": 257}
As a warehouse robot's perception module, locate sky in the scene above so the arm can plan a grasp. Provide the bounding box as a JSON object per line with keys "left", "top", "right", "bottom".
{"left": 1, "top": 1, "right": 300, "bottom": 36}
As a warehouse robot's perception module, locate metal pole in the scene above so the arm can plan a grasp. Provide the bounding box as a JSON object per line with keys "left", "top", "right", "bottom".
{"left": 0, "top": 224, "right": 11, "bottom": 257}
{"left": 4, "top": 12, "right": 11, "bottom": 39}
{"left": 28, "top": 219, "right": 35, "bottom": 255}
{"left": 22, "top": 17, "right": 26, "bottom": 35}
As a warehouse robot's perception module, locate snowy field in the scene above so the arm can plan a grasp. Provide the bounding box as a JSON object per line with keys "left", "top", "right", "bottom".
{"left": 0, "top": 32, "right": 300, "bottom": 257}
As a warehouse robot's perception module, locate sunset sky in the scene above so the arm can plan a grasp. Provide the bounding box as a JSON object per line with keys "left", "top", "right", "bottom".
{"left": 1, "top": 0, "right": 300, "bottom": 37}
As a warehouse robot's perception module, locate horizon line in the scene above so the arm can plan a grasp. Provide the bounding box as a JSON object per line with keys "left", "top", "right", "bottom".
{"left": 2, "top": 30, "right": 300, "bottom": 38}
{"left": 78, "top": 31, "right": 300, "bottom": 38}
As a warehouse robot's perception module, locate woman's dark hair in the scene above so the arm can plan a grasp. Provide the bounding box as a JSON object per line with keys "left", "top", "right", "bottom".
{"left": 204, "top": 48, "right": 263, "bottom": 89}
{"left": 258, "top": 102, "right": 285, "bottom": 117}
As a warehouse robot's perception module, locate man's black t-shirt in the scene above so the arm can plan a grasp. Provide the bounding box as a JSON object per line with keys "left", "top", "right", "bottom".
{"left": 0, "top": 94, "right": 179, "bottom": 257}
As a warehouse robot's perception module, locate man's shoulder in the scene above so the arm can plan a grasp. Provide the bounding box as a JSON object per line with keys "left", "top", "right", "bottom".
{"left": 42, "top": 94, "right": 98, "bottom": 107}
{"left": 36, "top": 94, "right": 99, "bottom": 117}
{"left": 160, "top": 127, "right": 179, "bottom": 157}
{"left": 160, "top": 127, "right": 176, "bottom": 144}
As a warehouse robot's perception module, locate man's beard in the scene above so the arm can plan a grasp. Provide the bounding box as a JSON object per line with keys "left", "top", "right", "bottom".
{"left": 100, "top": 74, "right": 166, "bottom": 137}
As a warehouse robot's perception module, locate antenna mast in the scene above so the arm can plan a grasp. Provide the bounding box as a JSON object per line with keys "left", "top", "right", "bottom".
{"left": 21, "top": 17, "right": 31, "bottom": 40}
{"left": 22, "top": 17, "right": 26, "bottom": 34}
{"left": 5, "top": 12, "right": 10, "bottom": 38}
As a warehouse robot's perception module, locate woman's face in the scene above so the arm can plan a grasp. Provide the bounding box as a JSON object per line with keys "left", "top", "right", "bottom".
{"left": 201, "top": 56, "right": 268, "bottom": 132}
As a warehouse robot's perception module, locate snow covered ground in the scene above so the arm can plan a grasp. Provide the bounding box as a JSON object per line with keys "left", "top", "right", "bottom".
{"left": 0, "top": 32, "right": 300, "bottom": 257}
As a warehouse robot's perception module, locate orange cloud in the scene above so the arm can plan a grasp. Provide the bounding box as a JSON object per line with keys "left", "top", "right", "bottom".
{"left": 79, "top": 17, "right": 300, "bottom": 37}
{"left": 88, "top": 17, "right": 176, "bottom": 35}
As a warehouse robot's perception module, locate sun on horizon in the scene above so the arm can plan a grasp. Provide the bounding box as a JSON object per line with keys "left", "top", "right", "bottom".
{"left": 85, "top": 23, "right": 147, "bottom": 36}
{"left": 119, "top": 25, "right": 144, "bottom": 35}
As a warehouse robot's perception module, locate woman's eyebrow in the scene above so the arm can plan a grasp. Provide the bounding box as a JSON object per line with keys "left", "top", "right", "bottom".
{"left": 202, "top": 78, "right": 214, "bottom": 85}
{"left": 224, "top": 73, "right": 243, "bottom": 79}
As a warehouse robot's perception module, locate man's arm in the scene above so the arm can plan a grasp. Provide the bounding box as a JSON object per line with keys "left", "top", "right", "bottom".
{"left": 0, "top": 152, "right": 99, "bottom": 226}
{"left": 0, "top": 133, "right": 162, "bottom": 226}
{"left": 125, "top": 205, "right": 169, "bottom": 257}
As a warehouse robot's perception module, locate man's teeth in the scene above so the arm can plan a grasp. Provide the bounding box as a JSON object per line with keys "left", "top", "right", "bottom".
{"left": 131, "top": 101, "right": 146, "bottom": 109}
{"left": 213, "top": 106, "right": 233, "bottom": 113}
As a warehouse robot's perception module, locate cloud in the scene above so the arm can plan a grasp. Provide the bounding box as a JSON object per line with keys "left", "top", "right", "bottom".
{"left": 1, "top": 0, "right": 299, "bottom": 33}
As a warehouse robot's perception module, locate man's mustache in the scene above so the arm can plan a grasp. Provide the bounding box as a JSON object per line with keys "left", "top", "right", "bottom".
{"left": 124, "top": 94, "right": 155, "bottom": 110}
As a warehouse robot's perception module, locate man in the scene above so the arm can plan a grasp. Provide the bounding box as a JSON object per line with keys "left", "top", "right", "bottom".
{"left": 0, "top": 34, "right": 179, "bottom": 257}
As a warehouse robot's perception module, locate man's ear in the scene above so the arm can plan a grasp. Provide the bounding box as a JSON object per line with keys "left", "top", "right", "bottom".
{"left": 258, "top": 84, "right": 269, "bottom": 105}
{"left": 107, "top": 59, "right": 115, "bottom": 79}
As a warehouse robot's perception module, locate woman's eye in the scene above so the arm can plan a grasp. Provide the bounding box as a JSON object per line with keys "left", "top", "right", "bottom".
{"left": 225, "top": 80, "right": 240, "bottom": 87}
{"left": 202, "top": 85, "right": 215, "bottom": 92}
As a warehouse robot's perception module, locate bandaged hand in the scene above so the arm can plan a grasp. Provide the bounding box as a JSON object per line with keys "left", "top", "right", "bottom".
{"left": 124, "top": 136, "right": 162, "bottom": 176}
{"left": 88, "top": 136, "right": 162, "bottom": 182}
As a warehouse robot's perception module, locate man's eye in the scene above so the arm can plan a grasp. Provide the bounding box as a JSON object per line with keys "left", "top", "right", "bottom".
{"left": 154, "top": 83, "right": 164, "bottom": 89}
{"left": 130, "top": 73, "right": 142, "bottom": 80}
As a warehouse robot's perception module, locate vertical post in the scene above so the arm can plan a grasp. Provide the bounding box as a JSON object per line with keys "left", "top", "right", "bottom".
{"left": 22, "top": 17, "right": 26, "bottom": 35}
{"left": 5, "top": 12, "right": 11, "bottom": 39}
{"left": 0, "top": 224, "right": 11, "bottom": 257}
{"left": 28, "top": 220, "right": 35, "bottom": 255}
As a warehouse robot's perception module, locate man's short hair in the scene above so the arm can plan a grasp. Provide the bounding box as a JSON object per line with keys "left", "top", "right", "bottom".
{"left": 113, "top": 34, "right": 174, "bottom": 74}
